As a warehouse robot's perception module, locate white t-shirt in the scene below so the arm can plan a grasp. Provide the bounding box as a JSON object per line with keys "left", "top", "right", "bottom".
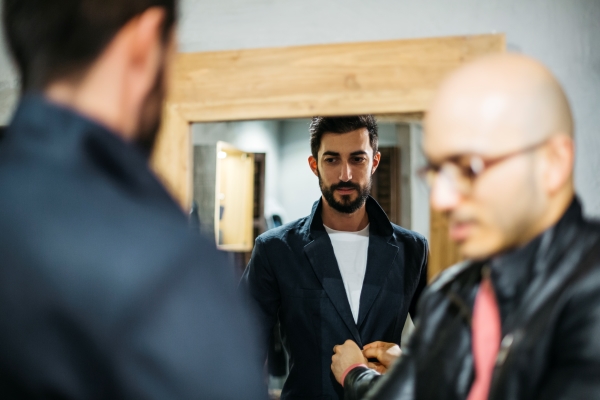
{"left": 324, "top": 224, "right": 370, "bottom": 324}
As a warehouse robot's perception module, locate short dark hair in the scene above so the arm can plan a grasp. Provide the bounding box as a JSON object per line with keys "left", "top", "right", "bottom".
{"left": 309, "top": 115, "right": 379, "bottom": 160}
{"left": 2, "top": 0, "right": 177, "bottom": 91}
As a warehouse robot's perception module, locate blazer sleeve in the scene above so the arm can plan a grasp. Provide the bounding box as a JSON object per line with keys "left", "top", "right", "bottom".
{"left": 408, "top": 237, "right": 429, "bottom": 320}
{"left": 239, "top": 236, "right": 282, "bottom": 361}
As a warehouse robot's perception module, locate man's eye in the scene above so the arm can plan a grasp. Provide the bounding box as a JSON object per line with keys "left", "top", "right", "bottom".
{"left": 353, "top": 157, "right": 366, "bottom": 163}
{"left": 324, "top": 158, "right": 336, "bottom": 163}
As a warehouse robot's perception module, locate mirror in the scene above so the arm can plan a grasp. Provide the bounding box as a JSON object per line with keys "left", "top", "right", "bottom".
{"left": 149, "top": 35, "right": 502, "bottom": 399}
{"left": 190, "top": 117, "right": 437, "bottom": 271}
{"left": 190, "top": 116, "right": 459, "bottom": 396}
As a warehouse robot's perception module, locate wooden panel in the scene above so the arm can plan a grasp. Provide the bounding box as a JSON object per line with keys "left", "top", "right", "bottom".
{"left": 429, "top": 208, "right": 462, "bottom": 281}
{"left": 170, "top": 34, "right": 505, "bottom": 122}
{"left": 151, "top": 34, "right": 505, "bottom": 207}
{"left": 150, "top": 102, "right": 191, "bottom": 208}
{"left": 215, "top": 142, "right": 255, "bottom": 252}
{"left": 371, "top": 147, "right": 401, "bottom": 225}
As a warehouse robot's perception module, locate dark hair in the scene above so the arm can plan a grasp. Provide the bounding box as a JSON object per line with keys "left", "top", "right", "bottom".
{"left": 2, "top": 0, "right": 177, "bottom": 91}
{"left": 309, "top": 115, "right": 378, "bottom": 159}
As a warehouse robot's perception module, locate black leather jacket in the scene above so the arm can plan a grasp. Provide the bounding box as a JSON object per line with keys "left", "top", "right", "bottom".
{"left": 344, "top": 198, "right": 600, "bottom": 400}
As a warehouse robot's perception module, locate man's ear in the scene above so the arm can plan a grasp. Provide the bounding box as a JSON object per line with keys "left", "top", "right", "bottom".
{"left": 126, "top": 7, "right": 166, "bottom": 97}
{"left": 543, "top": 135, "right": 574, "bottom": 195}
{"left": 371, "top": 151, "right": 381, "bottom": 175}
{"left": 308, "top": 155, "right": 319, "bottom": 177}
{"left": 130, "top": 7, "right": 165, "bottom": 64}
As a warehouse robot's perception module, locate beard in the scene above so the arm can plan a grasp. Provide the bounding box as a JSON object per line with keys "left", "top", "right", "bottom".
{"left": 319, "top": 170, "right": 372, "bottom": 214}
{"left": 134, "top": 58, "right": 167, "bottom": 156}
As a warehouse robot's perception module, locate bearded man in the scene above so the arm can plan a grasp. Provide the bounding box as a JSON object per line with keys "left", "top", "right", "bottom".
{"left": 0, "top": 0, "right": 265, "bottom": 398}
{"left": 241, "top": 116, "right": 429, "bottom": 400}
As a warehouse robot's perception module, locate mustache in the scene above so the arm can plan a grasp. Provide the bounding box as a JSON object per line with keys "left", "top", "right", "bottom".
{"left": 447, "top": 210, "right": 477, "bottom": 225}
{"left": 330, "top": 181, "right": 361, "bottom": 191}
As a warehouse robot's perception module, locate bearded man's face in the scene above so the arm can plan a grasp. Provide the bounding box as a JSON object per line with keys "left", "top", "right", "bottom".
{"left": 313, "top": 128, "right": 378, "bottom": 214}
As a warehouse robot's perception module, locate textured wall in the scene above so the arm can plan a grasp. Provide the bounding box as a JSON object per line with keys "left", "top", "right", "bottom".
{"left": 0, "top": 3, "right": 18, "bottom": 125}
{"left": 1, "top": 0, "right": 599, "bottom": 214}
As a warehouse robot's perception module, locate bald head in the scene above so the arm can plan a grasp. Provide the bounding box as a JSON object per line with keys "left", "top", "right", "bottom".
{"left": 426, "top": 54, "right": 573, "bottom": 157}
{"left": 424, "top": 54, "right": 576, "bottom": 260}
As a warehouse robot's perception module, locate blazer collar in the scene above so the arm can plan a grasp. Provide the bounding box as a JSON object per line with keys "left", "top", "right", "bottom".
{"left": 303, "top": 195, "right": 400, "bottom": 339}
{"left": 306, "top": 196, "right": 394, "bottom": 239}
{"left": 6, "top": 94, "right": 163, "bottom": 197}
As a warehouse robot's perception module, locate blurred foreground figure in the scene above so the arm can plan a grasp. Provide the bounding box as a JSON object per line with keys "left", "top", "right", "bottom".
{"left": 332, "top": 54, "right": 600, "bottom": 400}
{"left": 0, "top": 1, "right": 265, "bottom": 398}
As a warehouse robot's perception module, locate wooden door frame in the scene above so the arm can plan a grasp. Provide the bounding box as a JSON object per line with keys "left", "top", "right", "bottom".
{"left": 150, "top": 33, "right": 505, "bottom": 209}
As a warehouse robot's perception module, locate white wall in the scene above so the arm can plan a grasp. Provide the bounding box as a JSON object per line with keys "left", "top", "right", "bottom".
{"left": 409, "top": 124, "right": 430, "bottom": 238}
{"left": 278, "top": 119, "right": 320, "bottom": 223}
{"left": 0, "top": 3, "right": 18, "bottom": 125}
{"left": 2, "top": 0, "right": 599, "bottom": 215}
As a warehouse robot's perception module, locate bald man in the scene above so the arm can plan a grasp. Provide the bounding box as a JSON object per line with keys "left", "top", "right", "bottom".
{"left": 330, "top": 54, "right": 600, "bottom": 400}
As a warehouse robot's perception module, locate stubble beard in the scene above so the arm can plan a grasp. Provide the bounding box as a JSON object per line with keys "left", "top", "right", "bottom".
{"left": 318, "top": 170, "right": 372, "bottom": 214}
{"left": 134, "top": 57, "right": 167, "bottom": 156}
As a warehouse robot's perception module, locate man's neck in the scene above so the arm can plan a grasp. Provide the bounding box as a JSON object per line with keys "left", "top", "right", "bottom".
{"left": 488, "top": 190, "right": 575, "bottom": 262}
{"left": 44, "top": 49, "right": 136, "bottom": 142}
{"left": 320, "top": 197, "right": 370, "bottom": 232}
{"left": 45, "top": 81, "right": 129, "bottom": 140}
{"left": 514, "top": 189, "right": 575, "bottom": 249}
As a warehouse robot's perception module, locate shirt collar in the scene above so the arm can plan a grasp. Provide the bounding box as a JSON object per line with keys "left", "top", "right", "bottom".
{"left": 307, "top": 196, "right": 393, "bottom": 239}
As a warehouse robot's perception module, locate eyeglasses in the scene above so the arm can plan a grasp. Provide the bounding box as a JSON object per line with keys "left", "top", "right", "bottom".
{"left": 418, "top": 139, "right": 549, "bottom": 195}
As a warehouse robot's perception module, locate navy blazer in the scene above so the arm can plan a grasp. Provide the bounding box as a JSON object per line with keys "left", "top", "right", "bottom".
{"left": 241, "top": 197, "right": 428, "bottom": 399}
{"left": 0, "top": 96, "right": 266, "bottom": 399}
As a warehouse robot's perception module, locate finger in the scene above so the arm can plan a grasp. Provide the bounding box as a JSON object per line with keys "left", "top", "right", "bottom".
{"left": 367, "top": 362, "right": 386, "bottom": 374}
{"left": 375, "top": 366, "right": 386, "bottom": 374}
{"left": 363, "top": 341, "right": 387, "bottom": 349}
{"left": 362, "top": 347, "right": 383, "bottom": 360}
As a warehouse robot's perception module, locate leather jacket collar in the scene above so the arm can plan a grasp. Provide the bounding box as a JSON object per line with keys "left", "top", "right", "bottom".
{"left": 489, "top": 198, "right": 584, "bottom": 326}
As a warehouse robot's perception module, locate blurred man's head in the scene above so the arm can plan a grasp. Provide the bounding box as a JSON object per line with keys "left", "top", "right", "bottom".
{"left": 423, "top": 54, "right": 575, "bottom": 260}
{"left": 308, "top": 116, "right": 380, "bottom": 214}
{"left": 2, "top": 0, "right": 177, "bottom": 153}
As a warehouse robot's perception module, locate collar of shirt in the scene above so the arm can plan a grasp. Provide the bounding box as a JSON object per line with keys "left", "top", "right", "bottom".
{"left": 489, "top": 235, "right": 541, "bottom": 327}
{"left": 323, "top": 224, "right": 370, "bottom": 239}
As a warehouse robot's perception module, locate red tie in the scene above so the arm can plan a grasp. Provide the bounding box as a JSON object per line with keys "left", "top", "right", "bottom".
{"left": 467, "top": 273, "right": 501, "bottom": 400}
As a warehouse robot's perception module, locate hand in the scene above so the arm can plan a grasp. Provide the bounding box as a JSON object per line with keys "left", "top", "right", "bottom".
{"left": 331, "top": 340, "right": 368, "bottom": 384}
{"left": 362, "top": 341, "right": 402, "bottom": 374}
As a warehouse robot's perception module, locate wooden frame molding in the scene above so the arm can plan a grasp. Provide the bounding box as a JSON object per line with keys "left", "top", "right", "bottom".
{"left": 151, "top": 34, "right": 505, "bottom": 208}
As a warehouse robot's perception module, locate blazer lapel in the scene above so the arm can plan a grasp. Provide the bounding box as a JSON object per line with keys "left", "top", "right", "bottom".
{"left": 356, "top": 235, "right": 400, "bottom": 328}
{"left": 304, "top": 233, "right": 362, "bottom": 345}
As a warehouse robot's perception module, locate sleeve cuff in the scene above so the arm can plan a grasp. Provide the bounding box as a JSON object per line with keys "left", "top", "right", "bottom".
{"left": 341, "top": 363, "right": 368, "bottom": 387}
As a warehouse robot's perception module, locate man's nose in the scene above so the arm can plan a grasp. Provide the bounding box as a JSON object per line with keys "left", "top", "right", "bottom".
{"left": 430, "top": 174, "right": 461, "bottom": 212}
{"left": 339, "top": 162, "right": 352, "bottom": 182}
